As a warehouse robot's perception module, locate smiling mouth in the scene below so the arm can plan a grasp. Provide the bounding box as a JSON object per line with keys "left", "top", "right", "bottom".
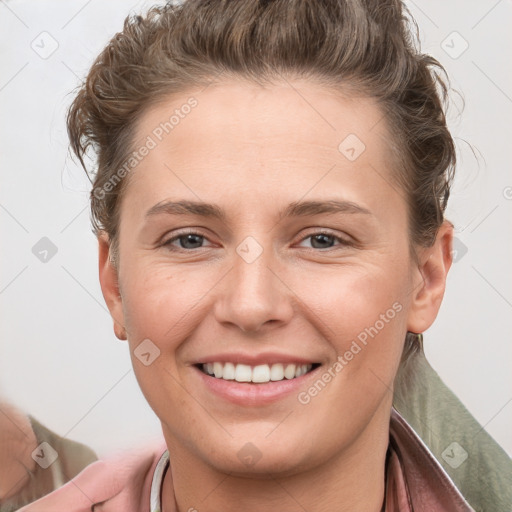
{"left": 195, "top": 362, "right": 321, "bottom": 383}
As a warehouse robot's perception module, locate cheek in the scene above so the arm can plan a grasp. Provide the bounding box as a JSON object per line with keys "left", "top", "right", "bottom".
{"left": 311, "top": 260, "right": 410, "bottom": 382}
{"left": 315, "top": 262, "right": 408, "bottom": 332}
{"left": 291, "top": 265, "right": 409, "bottom": 437}
{"left": 121, "top": 261, "right": 208, "bottom": 344}
{"left": 119, "top": 264, "right": 203, "bottom": 420}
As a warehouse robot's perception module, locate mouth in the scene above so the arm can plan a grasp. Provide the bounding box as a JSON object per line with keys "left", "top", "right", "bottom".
{"left": 195, "top": 362, "right": 321, "bottom": 384}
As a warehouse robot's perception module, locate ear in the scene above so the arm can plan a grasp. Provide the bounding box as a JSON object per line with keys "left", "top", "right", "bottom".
{"left": 98, "top": 232, "right": 127, "bottom": 341}
{"left": 406, "top": 220, "right": 454, "bottom": 333}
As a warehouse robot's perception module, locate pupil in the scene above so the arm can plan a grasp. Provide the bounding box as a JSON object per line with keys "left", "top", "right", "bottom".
{"left": 311, "top": 234, "right": 333, "bottom": 249}
{"left": 182, "top": 234, "right": 202, "bottom": 249}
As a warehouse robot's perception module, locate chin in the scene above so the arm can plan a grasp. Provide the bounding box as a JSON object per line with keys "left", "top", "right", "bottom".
{"left": 209, "top": 451, "right": 312, "bottom": 479}
{"left": 194, "top": 431, "right": 319, "bottom": 478}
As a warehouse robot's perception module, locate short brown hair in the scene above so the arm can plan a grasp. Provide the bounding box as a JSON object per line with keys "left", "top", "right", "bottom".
{"left": 67, "top": 0, "right": 456, "bottom": 269}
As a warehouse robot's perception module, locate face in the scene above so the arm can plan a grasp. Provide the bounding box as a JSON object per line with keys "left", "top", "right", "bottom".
{"left": 99, "top": 79, "right": 450, "bottom": 476}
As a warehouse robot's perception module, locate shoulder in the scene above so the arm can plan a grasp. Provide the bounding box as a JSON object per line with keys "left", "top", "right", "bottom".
{"left": 394, "top": 345, "right": 512, "bottom": 511}
{"left": 389, "top": 408, "right": 475, "bottom": 511}
{"left": 18, "top": 439, "right": 167, "bottom": 512}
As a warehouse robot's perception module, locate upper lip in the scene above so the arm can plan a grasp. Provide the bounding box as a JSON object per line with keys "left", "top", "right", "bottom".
{"left": 192, "top": 352, "right": 319, "bottom": 366}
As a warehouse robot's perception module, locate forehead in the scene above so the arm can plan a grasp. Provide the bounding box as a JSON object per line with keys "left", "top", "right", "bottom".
{"left": 124, "top": 79, "right": 401, "bottom": 214}
{"left": 134, "top": 79, "right": 389, "bottom": 153}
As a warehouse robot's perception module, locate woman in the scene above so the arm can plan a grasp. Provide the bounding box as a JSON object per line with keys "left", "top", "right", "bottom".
{"left": 15, "top": 0, "right": 508, "bottom": 510}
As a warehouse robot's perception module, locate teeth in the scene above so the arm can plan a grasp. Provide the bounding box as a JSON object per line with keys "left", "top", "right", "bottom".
{"left": 213, "top": 362, "right": 223, "bottom": 378}
{"left": 235, "top": 364, "right": 252, "bottom": 382}
{"left": 201, "top": 362, "right": 313, "bottom": 383}
{"left": 223, "top": 362, "right": 235, "bottom": 380}
{"left": 284, "top": 364, "right": 296, "bottom": 379}
{"left": 252, "top": 364, "right": 270, "bottom": 383}
{"left": 270, "top": 363, "right": 284, "bottom": 381}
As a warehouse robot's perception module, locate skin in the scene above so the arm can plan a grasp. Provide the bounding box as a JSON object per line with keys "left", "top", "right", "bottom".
{"left": 98, "top": 79, "right": 453, "bottom": 512}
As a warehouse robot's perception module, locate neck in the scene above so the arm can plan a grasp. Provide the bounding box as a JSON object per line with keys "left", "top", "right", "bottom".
{"left": 161, "top": 404, "right": 391, "bottom": 512}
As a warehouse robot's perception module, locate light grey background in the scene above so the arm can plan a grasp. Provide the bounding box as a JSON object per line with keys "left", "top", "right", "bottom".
{"left": 1, "top": 0, "right": 511, "bottom": 458}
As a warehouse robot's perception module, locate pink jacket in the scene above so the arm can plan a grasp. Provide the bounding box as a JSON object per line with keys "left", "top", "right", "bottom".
{"left": 18, "top": 408, "right": 474, "bottom": 512}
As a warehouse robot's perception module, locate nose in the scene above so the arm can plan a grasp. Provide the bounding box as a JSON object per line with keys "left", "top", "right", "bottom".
{"left": 213, "top": 239, "right": 294, "bottom": 333}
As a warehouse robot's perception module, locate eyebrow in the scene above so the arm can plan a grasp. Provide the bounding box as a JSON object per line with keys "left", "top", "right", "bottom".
{"left": 144, "top": 199, "right": 372, "bottom": 223}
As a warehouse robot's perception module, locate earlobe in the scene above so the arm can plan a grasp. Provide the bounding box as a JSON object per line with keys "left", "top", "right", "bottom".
{"left": 98, "top": 232, "right": 127, "bottom": 341}
{"left": 406, "top": 221, "right": 454, "bottom": 334}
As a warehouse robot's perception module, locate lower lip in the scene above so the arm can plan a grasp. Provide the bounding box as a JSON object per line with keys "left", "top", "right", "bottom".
{"left": 193, "top": 365, "right": 320, "bottom": 406}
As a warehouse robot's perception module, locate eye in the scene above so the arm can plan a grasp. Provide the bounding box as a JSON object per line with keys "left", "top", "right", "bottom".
{"left": 297, "top": 230, "right": 352, "bottom": 250}
{"left": 161, "top": 230, "right": 213, "bottom": 251}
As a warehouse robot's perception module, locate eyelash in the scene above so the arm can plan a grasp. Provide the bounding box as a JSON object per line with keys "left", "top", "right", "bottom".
{"left": 160, "top": 228, "right": 353, "bottom": 252}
